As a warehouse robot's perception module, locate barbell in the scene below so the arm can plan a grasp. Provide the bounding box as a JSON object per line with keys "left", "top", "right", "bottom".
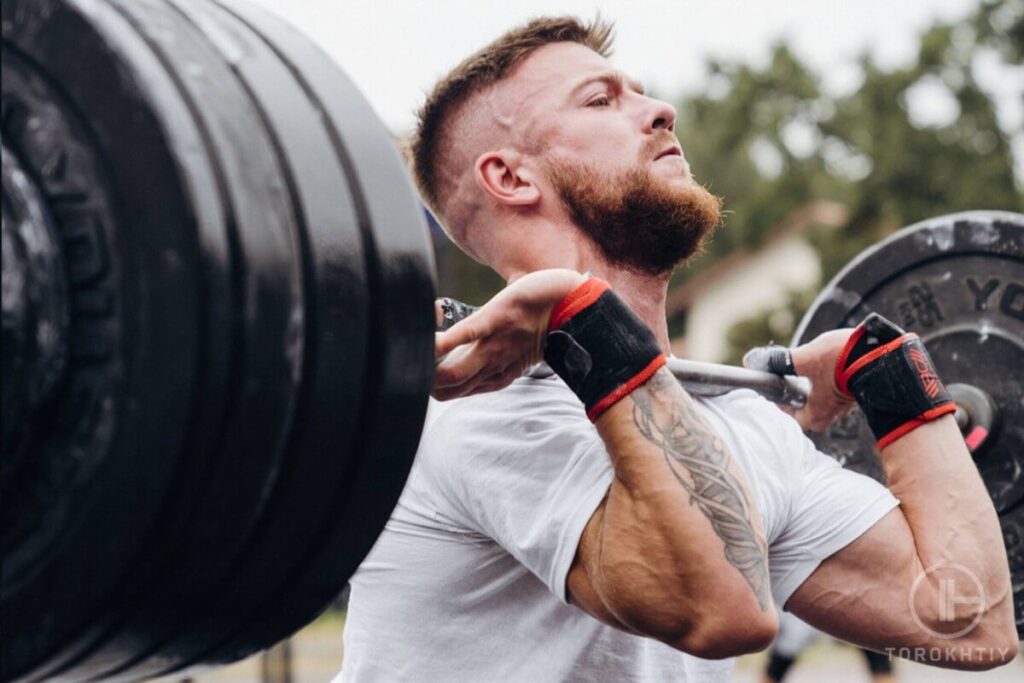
{"left": 0, "top": 0, "right": 1020, "bottom": 680}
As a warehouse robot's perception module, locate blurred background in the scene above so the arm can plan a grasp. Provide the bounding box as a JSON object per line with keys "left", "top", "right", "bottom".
{"left": 246, "top": 0, "right": 1023, "bottom": 366}
{"left": 163, "top": 0, "right": 1022, "bottom": 680}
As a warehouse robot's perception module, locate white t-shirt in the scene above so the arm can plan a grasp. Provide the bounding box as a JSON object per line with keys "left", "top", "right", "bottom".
{"left": 337, "top": 366, "right": 899, "bottom": 682}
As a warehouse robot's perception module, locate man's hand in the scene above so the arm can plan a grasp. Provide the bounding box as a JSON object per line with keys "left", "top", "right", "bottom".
{"left": 754, "top": 315, "right": 1016, "bottom": 668}
{"left": 432, "top": 269, "right": 586, "bottom": 401}
{"left": 744, "top": 330, "right": 857, "bottom": 432}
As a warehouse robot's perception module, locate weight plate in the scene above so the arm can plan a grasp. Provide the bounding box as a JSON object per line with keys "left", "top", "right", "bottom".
{"left": 2, "top": 3, "right": 206, "bottom": 678}
{"left": 1002, "top": 504, "right": 1024, "bottom": 639}
{"left": 164, "top": 0, "right": 436, "bottom": 670}
{"left": 1, "top": 0, "right": 317, "bottom": 678}
{"left": 3, "top": 0, "right": 434, "bottom": 677}
{"left": 1, "top": 140, "right": 69, "bottom": 477}
{"left": 793, "top": 210, "right": 1024, "bottom": 639}
{"left": 91, "top": 0, "right": 372, "bottom": 677}
{"left": 14, "top": 0, "right": 322, "bottom": 679}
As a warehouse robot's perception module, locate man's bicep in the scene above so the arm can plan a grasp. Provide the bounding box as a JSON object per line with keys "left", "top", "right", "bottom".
{"left": 786, "top": 507, "right": 923, "bottom": 649}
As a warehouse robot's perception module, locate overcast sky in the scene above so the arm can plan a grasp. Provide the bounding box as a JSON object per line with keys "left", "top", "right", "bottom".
{"left": 251, "top": 0, "right": 1021, "bottom": 181}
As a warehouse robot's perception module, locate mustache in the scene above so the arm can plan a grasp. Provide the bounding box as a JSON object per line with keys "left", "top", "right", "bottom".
{"left": 641, "top": 133, "right": 681, "bottom": 160}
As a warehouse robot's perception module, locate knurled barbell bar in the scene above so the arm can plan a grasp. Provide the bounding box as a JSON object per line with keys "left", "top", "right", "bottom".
{"left": 1, "top": 1, "right": 1021, "bottom": 681}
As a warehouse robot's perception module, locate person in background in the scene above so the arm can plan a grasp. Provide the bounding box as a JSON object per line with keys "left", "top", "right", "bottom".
{"left": 761, "top": 611, "right": 897, "bottom": 683}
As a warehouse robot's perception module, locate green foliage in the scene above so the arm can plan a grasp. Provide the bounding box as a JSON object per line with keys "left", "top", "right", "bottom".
{"left": 974, "top": 0, "right": 1024, "bottom": 62}
{"left": 430, "top": 0, "right": 1023, "bottom": 350}
{"left": 682, "top": 0, "right": 1024, "bottom": 361}
{"left": 673, "top": 44, "right": 849, "bottom": 275}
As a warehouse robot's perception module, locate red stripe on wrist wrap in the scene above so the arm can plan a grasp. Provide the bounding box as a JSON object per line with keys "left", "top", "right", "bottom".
{"left": 544, "top": 279, "right": 665, "bottom": 423}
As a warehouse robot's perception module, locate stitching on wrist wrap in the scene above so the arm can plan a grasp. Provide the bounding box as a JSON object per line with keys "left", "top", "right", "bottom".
{"left": 835, "top": 313, "right": 956, "bottom": 449}
{"left": 545, "top": 279, "right": 666, "bottom": 422}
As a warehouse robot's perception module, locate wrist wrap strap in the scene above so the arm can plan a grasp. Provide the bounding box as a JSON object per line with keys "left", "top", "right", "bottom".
{"left": 835, "top": 313, "right": 956, "bottom": 449}
{"left": 544, "top": 279, "right": 666, "bottom": 421}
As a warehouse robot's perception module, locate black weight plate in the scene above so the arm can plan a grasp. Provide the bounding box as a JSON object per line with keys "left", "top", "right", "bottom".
{"left": 1, "top": 2, "right": 207, "bottom": 679}
{"left": 19, "top": 0, "right": 317, "bottom": 679}
{"left": 794, "top": 211, "right": 1024, "bottom": 510}
{"left": 1, "top": 139, "right": 69, "bottom": 479}
{"left": 164, "top": 0, "right": 435, "bottom": 669}
{"left": 3, "top": 1, "right": 311, "bottom": 679}
{"left": 793, "top": 210, "right": 1024, "bottom": 640}
{"left": 1001, "top": 503, "right": 1024, "bottom": 639}
{"left": 91, "top": 0, "right": 371, "bottom": 678}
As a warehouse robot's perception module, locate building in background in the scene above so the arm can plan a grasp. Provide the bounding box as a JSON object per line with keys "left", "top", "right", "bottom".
{"left": 670, "top": 202, "right": 848, "bottom": 361}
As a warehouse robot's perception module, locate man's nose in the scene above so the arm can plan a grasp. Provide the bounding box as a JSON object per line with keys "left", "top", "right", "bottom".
{"left": 643, "top": 97, "right": 676, "bottom": 133}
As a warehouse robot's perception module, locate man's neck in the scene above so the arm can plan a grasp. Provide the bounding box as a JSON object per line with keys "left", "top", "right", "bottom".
{"left": 590, "top": 269, "right": 672, "bottom": 354}
{"left": 505, "top": 261, "right": 672, "bottom": 355}
{"left": 494, "top": 217, "right": 673, "bottom": 354}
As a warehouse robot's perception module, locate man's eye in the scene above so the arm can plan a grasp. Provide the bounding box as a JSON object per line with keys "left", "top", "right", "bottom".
{"left": 587, "top": 95, "right": 611, "bottom": 107}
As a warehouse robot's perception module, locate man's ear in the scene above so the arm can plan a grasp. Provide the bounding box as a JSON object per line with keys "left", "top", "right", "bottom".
{"left": 474, "top": 150, "right": 540, "bottom": 207}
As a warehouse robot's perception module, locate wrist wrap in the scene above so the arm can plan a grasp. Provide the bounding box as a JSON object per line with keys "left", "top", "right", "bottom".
{"left": 835, "top": 313, "right": 956, "bottom": 449}
{"left": 544, "top": 279, "right": 666, "bottom": 421}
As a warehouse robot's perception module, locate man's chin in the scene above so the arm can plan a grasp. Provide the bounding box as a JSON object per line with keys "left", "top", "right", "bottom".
{"left": 649, "top": 162, "right": 695, "bottom": 186}
{"left": 546, "top": 155, "right": 722, "bottom": 274}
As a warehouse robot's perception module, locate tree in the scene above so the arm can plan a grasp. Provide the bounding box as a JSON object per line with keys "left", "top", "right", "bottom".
{"left": 698, "top": 0, "right": 1023, "bottom": 363}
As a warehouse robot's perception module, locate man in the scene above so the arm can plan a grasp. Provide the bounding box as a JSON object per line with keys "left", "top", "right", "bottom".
{"left": 336, "top": 17, "right": 1016, "bottom": 681}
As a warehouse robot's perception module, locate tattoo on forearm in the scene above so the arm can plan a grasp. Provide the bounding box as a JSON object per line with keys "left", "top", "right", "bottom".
{"left": 631, "top": 371, "right": 771, "bottom": 611}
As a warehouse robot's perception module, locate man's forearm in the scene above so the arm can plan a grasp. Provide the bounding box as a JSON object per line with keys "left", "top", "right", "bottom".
{"left": 880, "top": 415, "right": 1014, "bottom": 636}
{"left": 589, "top": 367, "right": 774, "bottom": 647}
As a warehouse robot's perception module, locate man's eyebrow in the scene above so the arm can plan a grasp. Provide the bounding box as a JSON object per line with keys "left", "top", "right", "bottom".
{"left": 568, "top": 72, "right": 645, "bottom": 99}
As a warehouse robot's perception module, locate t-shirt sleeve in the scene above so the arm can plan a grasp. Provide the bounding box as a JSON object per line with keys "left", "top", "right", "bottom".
{"left": 768, "top": 427, "right": 901, "bottom": 610}
{"left": 425, "top": 379, "right": 614, "bottom": 604}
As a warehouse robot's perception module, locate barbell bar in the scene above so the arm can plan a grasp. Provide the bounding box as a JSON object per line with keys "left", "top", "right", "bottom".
{"left": 438, "top": 298, "right": 813, "bottom": 408}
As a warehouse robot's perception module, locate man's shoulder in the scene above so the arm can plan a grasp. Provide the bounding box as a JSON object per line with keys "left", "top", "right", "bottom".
{"left": 425, "top": 371, "right": 585, "bottom": 436}
{"left": 417, "top": 372, "right": 593, "bottom": 466}
{"left": 698, "top": 388, "right": 796, "bottom": 433}
{"left": 697, "top": 388, "right": 817, "bottom": 478}
{"left": 406, "top": 372, "right": 609, "bottom": 535}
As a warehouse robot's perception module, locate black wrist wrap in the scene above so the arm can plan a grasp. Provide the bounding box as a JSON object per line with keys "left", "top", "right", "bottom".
{"left": 544, "top": 279, "right": 666, "bottom": 422}
{"left": 835, "top": 313, "right": 956, "bottom": 449}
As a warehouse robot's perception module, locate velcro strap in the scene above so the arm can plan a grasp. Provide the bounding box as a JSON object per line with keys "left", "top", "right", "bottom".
{"left": 835, "top": 314, "right": 955, "bottom": 448}
{"left": 544, "top": 279, "right": 665, "bottom": 421}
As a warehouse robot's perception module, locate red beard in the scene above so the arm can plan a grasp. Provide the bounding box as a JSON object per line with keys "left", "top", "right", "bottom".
{"left": 546, "top": 156, "right": 722, "bottom": 276}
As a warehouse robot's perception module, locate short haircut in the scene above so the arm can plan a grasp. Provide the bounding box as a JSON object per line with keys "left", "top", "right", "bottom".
{"left": 407, "top": 16, "right": 614, "bottom": 234}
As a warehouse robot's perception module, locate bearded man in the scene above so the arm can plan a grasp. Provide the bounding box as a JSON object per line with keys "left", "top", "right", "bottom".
{"left": 335, "top": 17, "right": 1016, "bottom": 682}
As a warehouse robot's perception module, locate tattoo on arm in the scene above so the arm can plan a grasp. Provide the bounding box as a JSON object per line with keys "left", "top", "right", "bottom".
{"left": 631, "top": 371, "right": 772, "bottom": 611}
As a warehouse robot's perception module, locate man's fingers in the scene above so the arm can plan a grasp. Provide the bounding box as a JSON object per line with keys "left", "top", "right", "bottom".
{"left": 482, "top": 363, "right": 520, "bottom": 391}
{"left": 432, "top": 352, "right": 523, "bottom": 401}
{"left": 434, "top": 343, "right": 490, "bottom": 389}
{"left": 432, "top": 365, "right": 514, "bottom": 401}
{"left": 435, "top": 316, "right": 489, "bottom": 358}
